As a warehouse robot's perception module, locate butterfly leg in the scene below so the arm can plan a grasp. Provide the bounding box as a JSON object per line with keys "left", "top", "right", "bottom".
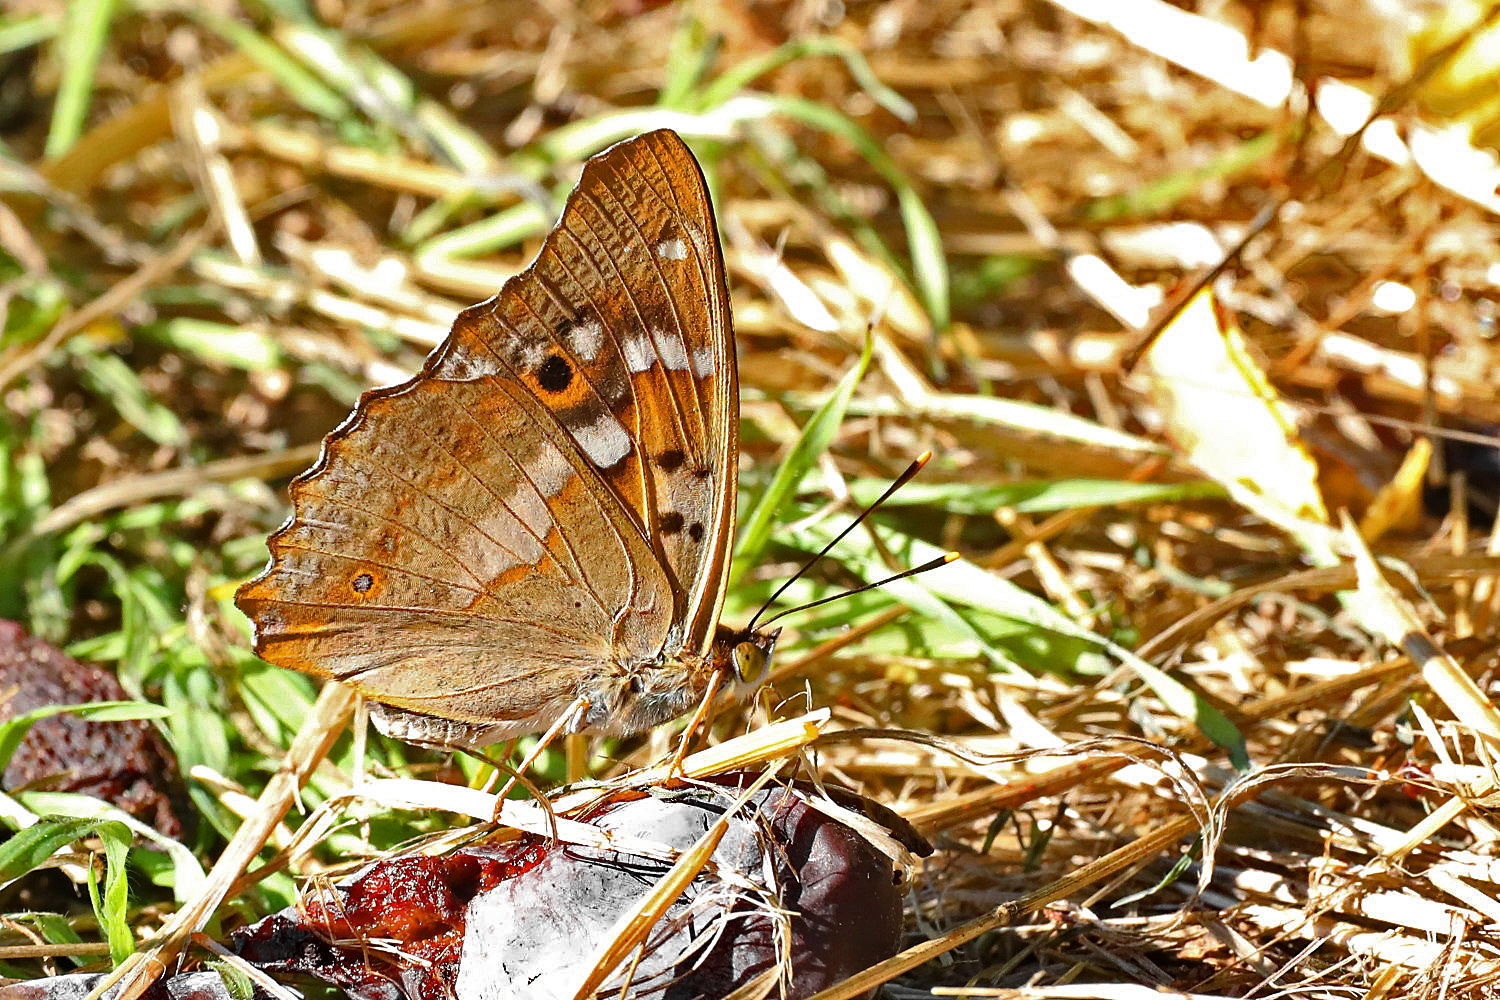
{"left": 664, "top": 668, "right": 725, "bottom": 776}
{"left": 489, "top": 694, "right": 591, "bottom": 819}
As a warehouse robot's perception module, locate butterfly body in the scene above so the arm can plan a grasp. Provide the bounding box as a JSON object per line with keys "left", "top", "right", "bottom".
{"left": 236, "top": 130, "right": 776, "bottom": 749}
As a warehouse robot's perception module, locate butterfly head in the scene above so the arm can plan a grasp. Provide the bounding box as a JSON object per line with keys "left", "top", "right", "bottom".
{"left": 713, "top": 624, "right": 779, "bottom": 696}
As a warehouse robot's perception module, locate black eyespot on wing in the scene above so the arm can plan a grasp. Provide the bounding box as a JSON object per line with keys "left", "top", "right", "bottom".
{"left": 537, "top": 354, "right": 572, "bottom": 393}
{"left": 657, "top": 449, "right": 685, "bottom": 471}
{"left": 352, "top": 573, "right": 374, "bottom": 593}
{"left": 687, "top": 522, "right": 705, "bottom": 542}
{"left": 660, "top": 512, "right": 685, "bottom": 534}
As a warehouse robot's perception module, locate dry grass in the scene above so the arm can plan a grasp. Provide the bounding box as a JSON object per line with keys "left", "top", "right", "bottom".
{"left": 6, "top": 0, "right": 1500, "bottom": 997}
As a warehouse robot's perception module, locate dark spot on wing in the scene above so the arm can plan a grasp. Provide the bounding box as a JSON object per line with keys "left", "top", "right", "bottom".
{"left": 691, "top": 465, "right": 712, "bottom": 479}
{"left": 639, "top": 303, "right": 675, "bottom": 338}
{"left": 687, "top": 522, "right": 705, "bottom": 542}
{"left": 599, "top": 372, "right": 630, "bottom": 406}
{"left": 657, "top": 449, "right": 685, "bottom": 471}
{"left": 555, "top": 317, "right": 575, "bottom": 337}
{"left": 537, "top": 354, "right": 572, "bottom": 393}
{"left": 352, "top": 573, "right": 374, "bottom": 593}
{"left": 660, "top": 512, "right": 685, "bottom": 534}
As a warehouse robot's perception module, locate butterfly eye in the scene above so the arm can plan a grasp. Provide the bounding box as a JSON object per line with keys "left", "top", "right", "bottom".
{"left": 731, "top": 641, "right": 768, "bottom": 686}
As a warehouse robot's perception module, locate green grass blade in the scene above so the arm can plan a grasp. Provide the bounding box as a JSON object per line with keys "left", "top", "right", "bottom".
{"left": 698, "top": 36, "right": 915, "bottom": 123}
{"left": 0, "top": 14, "right": 55, "bottom": 55}
{"left": 733, "top": 335, "right": 874, "bottom": 583}
{"left": 760, "top": 95, "right": 948, "bottom": 331}
{"left": 9, "top": 912, "right": 85, "bottom": 969}
{"left": 844, "top": 389, "right": 1167, "bottom": 456}
{"left": 658, "top": 11, "right": 717, "bottom": 109}
{"left": 0, "top": 701, "right": 171, "bottom": 774}
{"left": 85, "top": 821, "right": 133, "bottom": 964}
{"left": 842, "top": 478, "right": 1225, "bottom": 516}
{"left": 415, "top": 99, "right": 502, "bottom": 173}
{"left": 534, "top": 107, "right": 747, "bottom": 165}
{"left": 256, "top": 0, "right": 317, "bottom": 21}
{"left": 71, "top": 346, "right": 189, "bottom": 448}
{"left": 792, "top": 512, "right": 1247, "bottom": 763}
{"left": 1086, "top": 129, "right": 1282, "bottom": 222}
{"left": 43, "top": 0, "right": 115, "bottom": 158}
{"left": 0, "top": 818, "right": 101, "bottom": 886}
{"left": 143, "top": 318, "right": 281, "bottom": 372}
{"left": 413, "top": 199, "right": 552, "bottom": 262}
{"left": 924, "top": 534, "right": 1246, "bottom": 763}
{"left": 194, "top": 12, "right": 350, "bottom": 121}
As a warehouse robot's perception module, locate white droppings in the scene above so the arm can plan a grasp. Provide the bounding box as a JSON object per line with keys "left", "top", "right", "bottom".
{"left": 568, "top": 319, "right": 604, "bottom": 361}
{"left": 656, "top": 236, "right": 687, "bottom": 260}
{"left": 622, "top": 333, "right": 655, "bottom": 373}
{"left": 573, "top": 410, "right": 632, "bottom": 467}
{"left": 656, "top": 333, "right": 689, "bottom": 371}
{"left": 691, "top": 346, "right": 715, "bottom": 378}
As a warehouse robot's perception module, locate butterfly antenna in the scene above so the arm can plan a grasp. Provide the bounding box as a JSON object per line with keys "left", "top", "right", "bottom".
{"left": 756, "top": 550, "right": 959, "bottom": 629}
{"left": 747, "top": 450, "right": 933, "bottom": 633}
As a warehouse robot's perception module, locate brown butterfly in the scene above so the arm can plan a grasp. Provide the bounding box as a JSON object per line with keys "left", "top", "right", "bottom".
{"left": 236, "top": 129, "right": 778, "bottom": 749}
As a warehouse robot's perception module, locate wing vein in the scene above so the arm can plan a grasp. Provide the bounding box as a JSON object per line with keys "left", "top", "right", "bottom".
{"left": 401, "top": 393, "right": 583, "bottom": 590}
{"left": 294, "top": 489, "right": 491, "bottom": 592}
{"left": 266, "top": 540, "right": 488, "bottom": 596}
{"left": 457, "top": 390, "right": 617, "bottom": 619}
{"left": 597, "top": 161, "right": 714, "bottom": 443}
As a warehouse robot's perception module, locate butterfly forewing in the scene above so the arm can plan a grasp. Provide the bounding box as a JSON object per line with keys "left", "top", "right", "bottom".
{"left": 427, "top": 130, "right": 737, "bottom": 656}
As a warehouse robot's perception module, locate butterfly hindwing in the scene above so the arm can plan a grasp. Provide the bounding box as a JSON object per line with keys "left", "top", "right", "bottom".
{"left": 236, "top": 340, "right": 677, "bottom": 732}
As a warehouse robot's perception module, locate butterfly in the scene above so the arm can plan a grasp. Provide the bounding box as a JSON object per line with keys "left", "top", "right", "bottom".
{"left": 236, "top": 129, "right": 778, "bottom": 749}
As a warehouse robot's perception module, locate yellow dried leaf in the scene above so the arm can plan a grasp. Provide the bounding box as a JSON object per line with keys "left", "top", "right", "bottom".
{"left": 1360, "top": 437, "right": 1432, "bottom": 542}
{"left": 1143, "top": 288, "right": 1332, "bottom": 556}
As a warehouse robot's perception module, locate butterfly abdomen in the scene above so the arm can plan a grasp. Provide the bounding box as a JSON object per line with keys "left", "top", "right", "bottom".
{"left": 584, "top": 656, "right": 714, "bottom": 736}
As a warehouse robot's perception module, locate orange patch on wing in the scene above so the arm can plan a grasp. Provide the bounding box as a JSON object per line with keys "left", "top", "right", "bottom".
{"left": 488, "top": 563, "right": 532, "bottom": 590}
{"left": 598, "top": 451, "right": 646, "bottom": 526}
{"left": 250, "top": 607, "right": 336, "bottom": 677}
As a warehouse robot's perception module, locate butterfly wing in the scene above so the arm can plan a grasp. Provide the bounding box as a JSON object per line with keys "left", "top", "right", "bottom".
{"left": 236, "top": 130, "right": 735, "bottom": 740}
{"left": 426, "top": 129, "right": 737, "bottom": 657}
